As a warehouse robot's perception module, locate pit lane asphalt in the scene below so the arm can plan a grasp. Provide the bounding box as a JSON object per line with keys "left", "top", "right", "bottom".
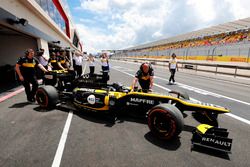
{"left": 0, "top": 61, "right": 250, "bottom": 167}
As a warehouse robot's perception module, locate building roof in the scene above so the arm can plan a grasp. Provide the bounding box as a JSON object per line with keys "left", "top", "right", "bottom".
{"left": 127, "top": 17, "right": 250, "bottom": 50}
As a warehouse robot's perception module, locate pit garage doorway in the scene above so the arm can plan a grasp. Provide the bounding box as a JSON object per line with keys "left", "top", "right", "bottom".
{"left": 0, "top": 25, "right": 37, "bottom": 92}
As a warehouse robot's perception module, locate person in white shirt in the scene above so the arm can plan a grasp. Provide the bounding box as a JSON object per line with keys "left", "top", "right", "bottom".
{"left": 36, "top": 49, "right": 49, "bottom": 69}
{"left": 169, "top": 53, "right": 178, "bottom": 84}
{"left": 87, "top": 54, "right": 95, "bottom": 75}
{"left": 73, "top": 54, "right": 84, "bottom": 77}
{"left": 101, "top": 53, "right": 109, "bottom": 72}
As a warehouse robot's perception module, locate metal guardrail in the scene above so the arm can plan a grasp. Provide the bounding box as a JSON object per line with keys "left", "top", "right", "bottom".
{"left": 113, "top": 57, "right": 250, "bottom": 78}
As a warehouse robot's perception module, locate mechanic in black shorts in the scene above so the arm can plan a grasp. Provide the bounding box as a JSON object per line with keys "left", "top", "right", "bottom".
{"left": 131, "top": 62, "right": 154, "bottom": 92}
{"left": 15, "top": 49, "right": 48, "bottom": 102}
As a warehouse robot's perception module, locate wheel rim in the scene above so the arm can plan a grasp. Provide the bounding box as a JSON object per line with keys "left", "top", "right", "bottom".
{"left": 36, "top": 89, "right": 48, "bottom": 108}
{"left": 150, "top": 109, "right": 176, "bottom": 138}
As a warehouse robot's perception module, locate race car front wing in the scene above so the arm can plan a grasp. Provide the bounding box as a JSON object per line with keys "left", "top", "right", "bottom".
{"left": 191, "top": 124, "right": 232, "bottom": 153}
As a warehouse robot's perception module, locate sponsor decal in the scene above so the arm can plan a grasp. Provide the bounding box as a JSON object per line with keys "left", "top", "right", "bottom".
{"left": 79, "top": 88, "right": 95, "bottom": 92}
{"left": 130, "top": 98, "right": 154, "bottom": 105}
{"left": 44, "top": 75, "right": 53, "bottom": 79}
{"left": 201, "top": 137, "right": 232, "bottom": 147}
{"left": 126, "top": 102, "right": 139, "bottom": 106}
{"left": 87, "top": 94, "right": 96, "bottom": 104}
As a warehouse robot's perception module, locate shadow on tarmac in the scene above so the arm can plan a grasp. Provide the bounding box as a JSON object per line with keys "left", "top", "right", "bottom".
{"left": 31, "top": 104, "right": 230, "bottom": 159}
{"left": 191, "top": 145, "right": 231, "bottom": 160}
{"left": 144, "top": 132, "right": 181, "bottom": 150}
{"left": 9, "top": 102, "right": 31, "bottom": 108}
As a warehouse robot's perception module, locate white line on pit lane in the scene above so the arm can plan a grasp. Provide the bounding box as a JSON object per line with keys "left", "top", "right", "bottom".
{"left": 112, "top": 66, "right": 133, "bottom": 71}
{"left": 52, "top": 63, "right": 88, "bottom": 167}
{"left": 112, "top": 60, "right": 250, "bottom": 86}
{"left": 52, "top": 111, "right": 73, "bottom": 167}
{"left": 154, "top": 76, "right": 250, "bottom": 106}
{"left": 112, "top": 67, "right": 250, "bottom": 125}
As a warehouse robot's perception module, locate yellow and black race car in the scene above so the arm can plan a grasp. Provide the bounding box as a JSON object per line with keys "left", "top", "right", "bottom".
{"left": 36, "top": 73, "right": 232, "bottom": 152}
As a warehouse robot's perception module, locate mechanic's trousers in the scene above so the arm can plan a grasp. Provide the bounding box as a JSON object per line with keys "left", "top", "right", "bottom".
{"left": 74, "top": 65, "right": 82, "bottom": 77}
{"left": 89, "top": 66, "right": 95, "bottom": 75}
{"left": 22, "top": 76, "right": 38, "bottom": 100}
{"left": 169, "top": 69, "right": 176, "bottom": 82}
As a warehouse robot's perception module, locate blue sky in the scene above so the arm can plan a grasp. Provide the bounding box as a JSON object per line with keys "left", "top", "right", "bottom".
{"left": 64, "top": 0, "right": 250, "bottom": 53}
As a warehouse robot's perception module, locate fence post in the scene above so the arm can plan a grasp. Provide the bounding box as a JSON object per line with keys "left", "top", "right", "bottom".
{"left": 215, "top": 64, "right": 218, "bottom": 74}
{"left": 234, "top": 67, "right": 238, "bottom": 78}
{"left": 247, "top": 48, "right": 250, "bottom": 63}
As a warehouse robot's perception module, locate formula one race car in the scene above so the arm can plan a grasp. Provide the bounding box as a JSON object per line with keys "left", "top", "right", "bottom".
{"left": 37, "top": 72, "right": 231, "bottom": 139}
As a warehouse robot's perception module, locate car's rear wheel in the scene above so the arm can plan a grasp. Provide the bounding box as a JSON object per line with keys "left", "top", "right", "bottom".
{"left": 36, "top": 85, "right": 58, "bottom": 109}
{"left": 148, "top": 104, "right": 184, "bottom": 140}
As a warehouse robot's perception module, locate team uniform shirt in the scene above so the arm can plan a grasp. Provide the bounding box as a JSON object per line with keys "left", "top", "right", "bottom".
{"left": 135, "top": 66, "right": 154, "bottom": 89}
{"left": 58, "top": 56, "right": 68, "bottom": 68}
{"left": 17, "top": 56, "right": 39, "bottom": 78}
{"left": 169, "top": 58, "right": 178, "bottom": 69}
{"left": 49, "top": 57, "right": 60, "bottom": 70}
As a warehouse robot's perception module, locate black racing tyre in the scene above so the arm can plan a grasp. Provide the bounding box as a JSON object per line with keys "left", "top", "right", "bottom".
{"left": 36, "top": 85, "right": 58, "bottom": 109}
{"left": 169, "top": 90, "right": 190, "bottom": 100}
{"left": 148, "top": 104, "right": 184, "bottom": 140}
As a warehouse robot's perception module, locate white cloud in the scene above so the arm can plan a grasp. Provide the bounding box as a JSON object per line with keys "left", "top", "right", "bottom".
{"left": 225, "top": 0, "right": 250, "bottom": 19}
{"left": 74, "top": 0, "right": 250, "bottom": 53}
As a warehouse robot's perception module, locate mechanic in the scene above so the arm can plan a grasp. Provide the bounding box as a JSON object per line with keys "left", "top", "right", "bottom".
{"left": 168, "top": 53, "right": 178, "bottom": 84}
{"left": 48, "top": 52, "right": 64, "bottom": 70}
{"left": 131, "top": 62, "right": 154, "bottom": 92}
{"left": 15, "top": 49, "right": 48, "bottom": 102}
{"left": 58, "top": 51, "right": 70, "bottom": 69}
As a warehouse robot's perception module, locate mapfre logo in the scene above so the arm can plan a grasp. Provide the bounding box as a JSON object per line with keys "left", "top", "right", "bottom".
{"left": 130, "top": 98, "right": 154, "bottom": 105}
{"left": 87, "top": 94, "right": 95, "bottom": 104}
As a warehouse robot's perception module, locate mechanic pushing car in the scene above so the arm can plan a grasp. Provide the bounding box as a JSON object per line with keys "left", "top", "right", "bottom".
{"left": 48, "top": 52, "right": 64, "bottom": 70}
{"left": 131, "top": 62, "right": 154, "bottom": 92}
{"left": 16, "top": 48, "right": 48, "bottom": 102}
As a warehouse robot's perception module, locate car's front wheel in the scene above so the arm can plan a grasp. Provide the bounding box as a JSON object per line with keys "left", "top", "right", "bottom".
{"left": 148, "top": 104, "right": 184, "bottom": 140}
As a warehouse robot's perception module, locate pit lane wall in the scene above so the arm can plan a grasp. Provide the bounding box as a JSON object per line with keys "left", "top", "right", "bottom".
{"left": 115, "top": 42, "right": 250, "bottom": 63}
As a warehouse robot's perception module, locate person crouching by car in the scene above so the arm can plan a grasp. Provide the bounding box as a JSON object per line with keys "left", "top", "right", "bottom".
{"left": 15, "top": 49, "right": 48, "bottom": 102}
{"left": 131, "top": 62, "right": 154, "bottom": 93}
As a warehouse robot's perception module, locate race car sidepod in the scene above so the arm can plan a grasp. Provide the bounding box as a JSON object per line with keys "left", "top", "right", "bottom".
{"left": 191, "top": 124, "right": 232, "bottom": 153}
